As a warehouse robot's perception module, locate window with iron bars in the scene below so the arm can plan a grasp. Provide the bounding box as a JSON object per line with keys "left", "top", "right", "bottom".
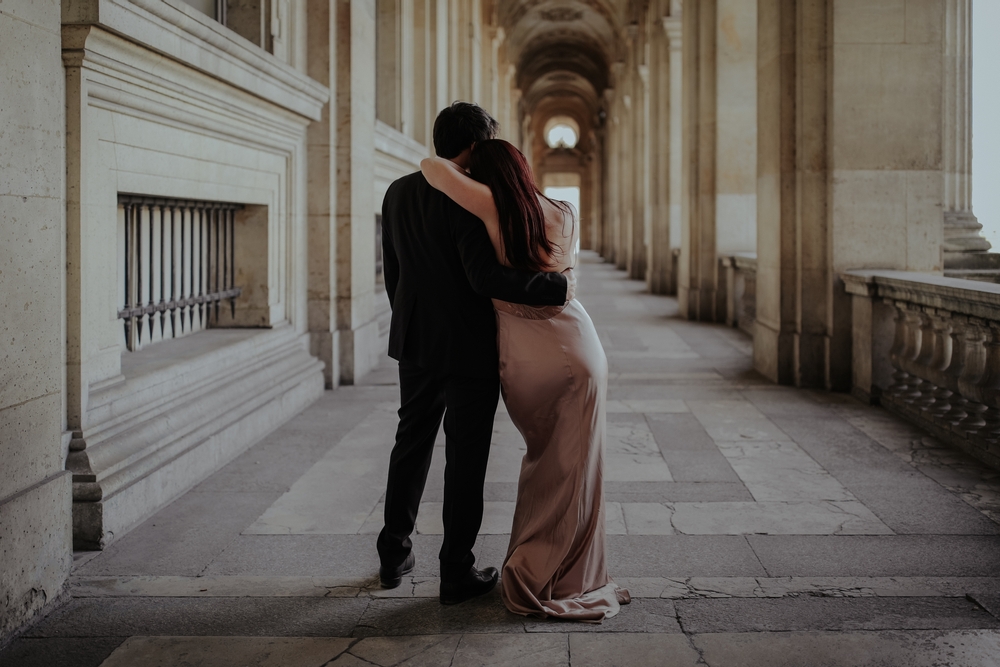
{"left": 118, "top": 195, "right": 242, "bottom": 352}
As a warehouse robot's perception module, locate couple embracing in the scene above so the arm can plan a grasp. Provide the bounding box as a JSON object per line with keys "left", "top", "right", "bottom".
{"left": 377, "top": 102, "right": 630, "bottom": 622}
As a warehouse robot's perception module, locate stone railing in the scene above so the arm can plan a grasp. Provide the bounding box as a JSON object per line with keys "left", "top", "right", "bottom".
{"left": 843, "top": 270, "right": 1000, "bottom": 470}
{"left": 721, "top": 253, "right": 756, "bottom": 336}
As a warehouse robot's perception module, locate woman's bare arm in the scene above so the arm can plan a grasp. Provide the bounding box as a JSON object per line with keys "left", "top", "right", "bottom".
{"left": 420, "top": 157, "right": 505, "bottom": 262}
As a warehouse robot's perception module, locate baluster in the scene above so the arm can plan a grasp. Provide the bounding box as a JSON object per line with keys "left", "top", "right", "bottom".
{"left": 919, "top": 312, "right": 952, "bottom": 413}
{"left": 898, "top": 309, "right": 926, "bottom": 403}
{"left": 886, "top": 301, "right": 911, "bottom": 397}
{"left": 214, "top": 206, "right": 221, "bottom": 323}
{"left": 958, "top": 322, "right": 989, "bottom": 433}
{"left": 229, "top": 207, "right": 236, "bottom": 318}
{"left": 974, "top": 323, "right": 1000, "bottom": 443}
{"left": 942, "top": 316, "right": 971, "bottom": 424}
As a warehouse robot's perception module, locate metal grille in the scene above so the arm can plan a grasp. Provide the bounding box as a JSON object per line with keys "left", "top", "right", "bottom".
{"left": 119, "top": 195, "right": 242, "bottom": 352}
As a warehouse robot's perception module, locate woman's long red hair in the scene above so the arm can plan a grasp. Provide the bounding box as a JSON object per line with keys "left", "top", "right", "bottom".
{"left": 468, "top": 139, "right": 565, "bottom": 271}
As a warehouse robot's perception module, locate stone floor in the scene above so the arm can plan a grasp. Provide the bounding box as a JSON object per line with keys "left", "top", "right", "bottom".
{"left": 6, "top": 253, "right": 1000, "bottom": 666}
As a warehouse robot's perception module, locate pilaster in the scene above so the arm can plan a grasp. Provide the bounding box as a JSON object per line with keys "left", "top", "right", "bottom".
{"left": 335, "top": 0, "right": 381, "bottom": 385}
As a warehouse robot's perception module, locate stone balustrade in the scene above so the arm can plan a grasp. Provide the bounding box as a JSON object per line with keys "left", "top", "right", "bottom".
{"left": 844, "top": 270, "right": 1000, "bottom": 470}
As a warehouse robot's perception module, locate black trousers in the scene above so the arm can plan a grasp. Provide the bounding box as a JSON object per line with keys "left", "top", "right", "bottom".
{"left": 377, "top": 360, "right": 500, "bottom": 581}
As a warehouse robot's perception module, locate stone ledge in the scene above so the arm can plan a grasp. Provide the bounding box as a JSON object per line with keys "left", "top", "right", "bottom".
{"left": 62, "top": 0, "right": 328, "bottom": 121}
{"left": 842, "top": 270, "right": 1000, "bottom": 320}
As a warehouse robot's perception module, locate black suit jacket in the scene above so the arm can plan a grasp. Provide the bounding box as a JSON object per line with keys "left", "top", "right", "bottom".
{"left": 381, "top": 171, "right": 568, "bottom": 379}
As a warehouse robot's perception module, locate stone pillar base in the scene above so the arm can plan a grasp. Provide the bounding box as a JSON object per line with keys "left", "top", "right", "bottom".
{"left": 338, "top": 319, "right": 383, "bottom": 386}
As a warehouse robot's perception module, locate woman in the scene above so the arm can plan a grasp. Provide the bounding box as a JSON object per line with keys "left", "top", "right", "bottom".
{"left": 421, "top": 139, "right": 629, "bottom": 622}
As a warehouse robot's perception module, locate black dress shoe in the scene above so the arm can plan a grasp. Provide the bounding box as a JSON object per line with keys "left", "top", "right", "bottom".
{"left": 439, "top": 566, "right": 499, "bottom": 605}
{"left": 379, "top": 552, "right": 415, "bottom": 589}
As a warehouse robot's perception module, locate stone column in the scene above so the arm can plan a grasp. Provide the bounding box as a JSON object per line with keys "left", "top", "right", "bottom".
{"left": 603, "top": 82, "right": 621, "bottom": 264}
{"left": 306, "top": 0, "right": 339, "bottom": 388}
{"left": 648, "top": 6, "right": 681, "bottom": 295}
{"left": 714, "top": 0, "right": 757, "bottom": 315}
{"left": 754, "top": 0, "right": 828, "bottom": 386}
{"left": 942, "top": 0, "right": 989, "bottom": 260}
{"left": 335, "top": 0, "right": 381, "bottom": 384}
{"left": 0, "top": 0, "right": 72, "bottom": 639}
{"left": 678, "top": 0, "right": 718, "bottom": 321}
{"left": 630, "top": 56, "right": 650, "bottom": 281}
{"left": 617, "top": 46, "right": 634, "bottom": 271}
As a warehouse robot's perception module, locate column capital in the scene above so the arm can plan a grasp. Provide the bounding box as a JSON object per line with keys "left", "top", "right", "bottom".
{"left": 662, "top": 15, "right": 682, "bottom": 45}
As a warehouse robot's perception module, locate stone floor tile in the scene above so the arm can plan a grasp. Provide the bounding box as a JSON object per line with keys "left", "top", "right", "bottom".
{"left": 606, "top": 535, "right": 767, "bottom": 577}
{"left": 452, "top": 633, "right": 568, "bottom": 666}
{"left": 203, "top": 533, "right": 500, "bottom": 579}
{"left": 0, "top": 637, "right": 124, "bottom": 667}
{"left": 360, "top": 502, "right": 516, "bottom": 536}
{"left": 747, "top": 535, "right": 1000, "bottom": 577}
{"left": 203, "top": 534, "right": 383, "bottom": 577}
{"left": 353, "top": 592, "right": 523, "bottom": 636}
{"left": 604, "top": 482, "right": 753, "bottom": 503}
{"left": 75, "top": 491, "right": 281, "bottom": 577}
{"left": 621, "top": 503, "right": 675, "bottom": 535}
{"left": 98, "top": 636, "right": 353, "bottom": 667}
{"left": 693, "top": 630, "right": 1000, "bottom": 667}
{"left": 244, "top": 404, "right": 398, "bottom": 535}
{"left": 523, "top": 599, "right": 682, "bottom": 633}
{"left": 606, "top": 501, "right": 627, "bottom": 535}
{"left": 605, "top": 421, "right": 673, "bottom": 482}
{"left": 23, "top": 597, "right": 369, "bottom": 637}
{"left": 644, "top": 413, "right": 718, "bottom": 453}
{"left": 192, "top": 395, "right": 379, "bottom": 494}
{"left": 668, "top": 501, "right": 892, "bottom": 536}
{"left": 968, "top": 594, "right": 1000, "bottom": 621}
{"left": 674, "top": 597, "right": 1000, "bottom": 633}
{"left": 714, "top": 440, "right": 857, "bottom": 502}
{"left": 569, "top": 633, "right": 700, "bottom": 667}
{"left": 346, "top": 635, "right": 462, "bottom": 666}
{"left": 69, "top": 575, "right": 369, "bottom": 598}
{"left": 659, "top": 451, "right": 742, "bottom": 483}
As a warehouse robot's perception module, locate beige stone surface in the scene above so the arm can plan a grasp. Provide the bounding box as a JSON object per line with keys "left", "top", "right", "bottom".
{"left": 0, "top": 0, "right": 71, "bottom": 643}
{"left": 100, "top": 636, "right": 353, "bottom": 667}
{"left": 0, "top": 472, "right": 72, "bottom": 639}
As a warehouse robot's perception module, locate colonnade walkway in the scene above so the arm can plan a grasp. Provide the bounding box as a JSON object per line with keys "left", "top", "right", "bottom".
{"left": 7, "top": 253, "right": 1000, "bottom": 666}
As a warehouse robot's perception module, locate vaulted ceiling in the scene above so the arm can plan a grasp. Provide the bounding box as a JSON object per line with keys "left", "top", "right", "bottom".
{"left": 498, "top": 1, "right": 627, "bottom": 138}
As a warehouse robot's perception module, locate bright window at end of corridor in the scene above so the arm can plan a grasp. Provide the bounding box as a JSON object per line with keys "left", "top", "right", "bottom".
{"left": 544, "top": 186, "right": 582, "bottom": 255}
{"left": 546, "top": 124, "right": 578, "bottom": 149}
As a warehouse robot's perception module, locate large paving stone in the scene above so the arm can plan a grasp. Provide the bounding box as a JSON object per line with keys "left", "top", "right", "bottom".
{"left": 569, "top": 633, "right": 699, "bottom": 667}
{"left": 693, "top": 630, "right": 1000, "bottom": 667}
{"left": 675, "top": 597, "right": 1000, "bottom": 633}
{"left": 645, "top": 413, "right": 718, "bottom": 453}
{"left": 452, "top": 633, "right": 568, "bottom": 666}
{"left": 342, "top": 635, "right": 462, "bottom": 667}
{"left": 76, "top": 491, "right": 281, "bottom": 577}
{"left": 524, "top": 599, "right": 681, "bottom": 633}
{"left": 99, "top": 636, "right": 353, "bottom": 667}
{"left": 748, "top": 535, "right": 1000, "bottom": 577}
{"left": 204, "top": 534, "right": 393, "bottom": 577}
{"left": 0, "top": 637, "right": 123, "bottom": 667}
{"left": 606, "top": 535, "right": 767, "bottom": 577}
{"left": 353, "top": 591, "right": 523, "bottom": 636}
{"left": 23, "top": 597, "right": 369, "bottom": 637}
{"left": 604, "top": 482, "right": 753, "bottom": 503}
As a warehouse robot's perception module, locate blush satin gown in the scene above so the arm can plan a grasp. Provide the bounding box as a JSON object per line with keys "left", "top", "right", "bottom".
{"left": 494, "top": 288, "right": 630, "bottom": 622}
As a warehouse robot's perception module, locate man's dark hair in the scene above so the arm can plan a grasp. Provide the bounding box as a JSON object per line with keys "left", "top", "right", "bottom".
{"left": 433, "top": 102, "right": 499, "bottom": 159}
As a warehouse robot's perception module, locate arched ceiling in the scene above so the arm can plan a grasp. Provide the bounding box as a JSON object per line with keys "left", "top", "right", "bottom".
{"left": 500, "top": 1, "right": 624, "bottom": 130}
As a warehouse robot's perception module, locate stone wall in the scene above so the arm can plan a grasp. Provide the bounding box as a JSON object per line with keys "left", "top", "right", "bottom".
{"left": 0, "top": 0, "right": 73, "bottom": 642}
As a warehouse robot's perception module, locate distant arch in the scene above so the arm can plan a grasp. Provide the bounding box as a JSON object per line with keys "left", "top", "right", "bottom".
{"left": 544, "top": 115, "right": 580, "bottom": 148}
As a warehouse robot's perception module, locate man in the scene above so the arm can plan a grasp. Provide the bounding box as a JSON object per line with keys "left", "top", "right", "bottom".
{"left": 378, "top": 102, "right": 573, "bottom": 605}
